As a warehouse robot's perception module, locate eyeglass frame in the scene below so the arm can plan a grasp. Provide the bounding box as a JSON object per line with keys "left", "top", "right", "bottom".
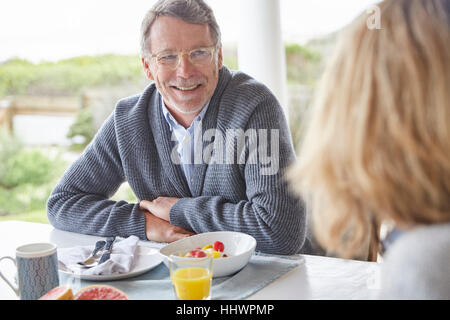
{"left": 149, "top": 45, "right": 218, "bottom": 70}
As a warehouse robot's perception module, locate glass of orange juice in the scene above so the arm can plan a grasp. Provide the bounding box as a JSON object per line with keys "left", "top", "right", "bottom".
{"left": 169, "top": 255, "right": 213, "bottom": 300}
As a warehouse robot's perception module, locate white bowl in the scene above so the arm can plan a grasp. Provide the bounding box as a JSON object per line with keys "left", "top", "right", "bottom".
{"left": 159, "top": 231, "right": 257, "bottom": 277}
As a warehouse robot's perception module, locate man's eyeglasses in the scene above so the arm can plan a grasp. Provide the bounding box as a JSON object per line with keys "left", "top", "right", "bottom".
{"left": 150, "top": 46, "right": 216, "bottom": 70}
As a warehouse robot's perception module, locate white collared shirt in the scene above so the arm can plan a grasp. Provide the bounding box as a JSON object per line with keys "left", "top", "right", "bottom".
{"left": 160, "top": 95, "right": 210, "bottom": 192}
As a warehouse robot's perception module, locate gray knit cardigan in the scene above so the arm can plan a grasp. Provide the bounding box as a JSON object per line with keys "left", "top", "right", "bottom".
{"left": 47, "top": 67, "right": 310, "bottom": 255}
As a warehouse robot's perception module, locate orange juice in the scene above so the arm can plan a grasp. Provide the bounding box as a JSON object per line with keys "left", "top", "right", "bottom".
{"left": 171, "top": 267, "right": 212, "bottom": 300}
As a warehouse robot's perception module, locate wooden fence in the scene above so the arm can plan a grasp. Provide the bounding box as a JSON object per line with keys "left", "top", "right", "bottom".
{"left": 0, "top": 96, "right": 81, "bottom": 131}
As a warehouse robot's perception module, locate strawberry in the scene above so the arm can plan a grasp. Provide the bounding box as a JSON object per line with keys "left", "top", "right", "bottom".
{"left": 213, "top": 241, "right": 225, "bottom": 252}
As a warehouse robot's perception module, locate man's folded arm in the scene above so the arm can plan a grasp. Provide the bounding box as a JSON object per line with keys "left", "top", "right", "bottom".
{"left": 170, "top": 191, "right": 305, "bottom": 255}
{"left": 46, "top": 114, "right": 147, "bottom": 239}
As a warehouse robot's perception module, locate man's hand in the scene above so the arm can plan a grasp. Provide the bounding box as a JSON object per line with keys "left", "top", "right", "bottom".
{"left": 144, "top": 211, "right": 194, "bottom": 243}
{"left": 139, "top": 197, "right": 179, "bottom": 222}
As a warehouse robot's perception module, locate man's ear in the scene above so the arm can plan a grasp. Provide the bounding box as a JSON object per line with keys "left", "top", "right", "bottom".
{"left": 217, "top": 46, "right": 223, "bottom": 69}
{"left": 141, "top": 57, "right": 154, "bottom": 80}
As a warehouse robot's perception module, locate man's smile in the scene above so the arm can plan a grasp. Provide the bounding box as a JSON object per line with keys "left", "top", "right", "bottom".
{"left": 171, "top": 84, "right": 202, "bottom": 91}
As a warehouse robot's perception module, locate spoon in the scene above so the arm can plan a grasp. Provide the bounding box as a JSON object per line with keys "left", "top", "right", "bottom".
{"left": 77, "top": 240, "right": 106, "bottom": 268}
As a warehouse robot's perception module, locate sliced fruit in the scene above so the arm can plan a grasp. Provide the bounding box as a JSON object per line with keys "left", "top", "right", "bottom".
{"left": 73, "top": 284, "right": 129, "bottom": 300}
{"left": 194, "top": 250, "right": 207, "bottom": 258}
{"left": 39, "top": 285, "right": 74, "bottom": 300}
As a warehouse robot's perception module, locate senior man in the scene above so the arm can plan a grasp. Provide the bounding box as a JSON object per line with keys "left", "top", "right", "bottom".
{"left": 47, "top": 0, "right": 314, "bottom": 255}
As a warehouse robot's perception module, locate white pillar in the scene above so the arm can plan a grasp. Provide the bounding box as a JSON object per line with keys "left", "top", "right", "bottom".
{"left": 237, "top": 0, "right": 288, "bottom": 116}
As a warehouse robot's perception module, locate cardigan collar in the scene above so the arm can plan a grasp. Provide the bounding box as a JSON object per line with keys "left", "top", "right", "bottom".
{"left": 147, "top": 66, "right": 232, "bottom": 197}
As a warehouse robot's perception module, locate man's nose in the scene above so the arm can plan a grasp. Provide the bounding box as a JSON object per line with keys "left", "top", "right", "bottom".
{"left": 176, "top": 53, "right": 195, "bottom": 77}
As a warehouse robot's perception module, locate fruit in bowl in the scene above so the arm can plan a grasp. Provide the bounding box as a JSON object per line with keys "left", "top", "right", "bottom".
{"left": 181, "top": 241, "right": 228, "bottom": 258}
{"left": 159, "top": 231, "right": 257, "bottom": 277}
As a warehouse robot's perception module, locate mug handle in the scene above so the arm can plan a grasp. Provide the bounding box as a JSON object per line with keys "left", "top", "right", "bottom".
{"left": 0, "top": 256, "right": 19, "bottom": 296}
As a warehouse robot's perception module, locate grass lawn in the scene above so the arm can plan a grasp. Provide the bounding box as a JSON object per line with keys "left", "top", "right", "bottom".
{"left": 0, "top": 181, "right": 137, "bottom": 226}
{"left": 0, "top": 209, "right": 49, "bottom": 224}
{"left": 0, "top": 183, "right": 137, "bottom": 225}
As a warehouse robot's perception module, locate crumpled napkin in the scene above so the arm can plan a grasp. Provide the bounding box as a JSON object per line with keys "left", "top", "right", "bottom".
{"left": 58, "top": 236, "right": 140, "bottom": 276}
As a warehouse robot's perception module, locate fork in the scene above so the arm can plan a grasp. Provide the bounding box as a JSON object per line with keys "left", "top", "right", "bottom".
{"left": 98, "top": 236, "right": 116, "bottom": 265}
{"left": 77, "top": 240, "right": 106, "bottom": 268}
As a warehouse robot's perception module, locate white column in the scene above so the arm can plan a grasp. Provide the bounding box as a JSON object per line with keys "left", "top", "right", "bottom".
{"left": 237, "top": 0, "right": 288, "bottom": 116}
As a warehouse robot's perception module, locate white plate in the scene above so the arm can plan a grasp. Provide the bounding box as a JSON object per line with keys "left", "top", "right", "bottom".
{"left": 59, "top": 246, "right": 163, "bottom": 281}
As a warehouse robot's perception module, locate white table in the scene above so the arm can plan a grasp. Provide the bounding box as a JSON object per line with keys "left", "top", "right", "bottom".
{"left": 0, "top": 221, "right": 381, "bottom": 300}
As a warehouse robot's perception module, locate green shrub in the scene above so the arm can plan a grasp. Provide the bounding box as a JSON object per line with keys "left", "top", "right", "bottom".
{"left": 0, "top": 130, "right": 66, "bottom": 215}
{"left": 0, "top": 55, "right": 144, "bottom": 97}
{"left": 66, "top": 108, "right": 96, "bottom": 150}
{"left": 285, "top": 43, "right": 323, "bottom": 85}
{"left": 1, "top": 149, "right": 55, "bottom": 188}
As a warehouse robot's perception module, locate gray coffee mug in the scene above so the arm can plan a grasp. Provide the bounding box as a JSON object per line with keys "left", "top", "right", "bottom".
{"left": 0, "top": 242, "right": 59, "bottom": 300}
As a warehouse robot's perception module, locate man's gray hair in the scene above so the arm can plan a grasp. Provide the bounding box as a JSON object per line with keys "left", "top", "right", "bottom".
{"left": 140, "top": 0, "right": 222, "bottom": 60}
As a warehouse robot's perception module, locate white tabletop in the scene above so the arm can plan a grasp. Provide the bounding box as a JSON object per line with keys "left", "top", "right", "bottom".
{"left": 0, "top": 221, "right": 381, "bottom": 300}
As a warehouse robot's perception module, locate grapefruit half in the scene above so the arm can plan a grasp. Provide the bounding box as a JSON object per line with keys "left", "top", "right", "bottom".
{"left": 73, "top": 284, "right": 129, "bottom": 300}
{"left": 39, "top": 285, "right": 74, "bottom": 300}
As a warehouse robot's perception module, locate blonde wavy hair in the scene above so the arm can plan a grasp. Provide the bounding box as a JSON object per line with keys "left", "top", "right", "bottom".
{"left": 287, "top": 0, "right": 450, "bottom": 260}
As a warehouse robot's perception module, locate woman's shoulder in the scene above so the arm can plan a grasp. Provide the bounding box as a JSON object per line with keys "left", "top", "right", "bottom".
{"left": 380, "top": 223, "right": 450, "bottom": 299}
